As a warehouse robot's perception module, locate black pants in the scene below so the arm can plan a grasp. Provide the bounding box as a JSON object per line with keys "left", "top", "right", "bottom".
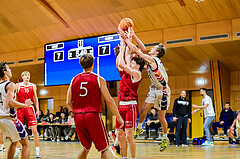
{"left": 146, "top": 122, "right": 161, "bottom": 137}
{"left": 175, "top": 116, "right": 188, "bottom": 145}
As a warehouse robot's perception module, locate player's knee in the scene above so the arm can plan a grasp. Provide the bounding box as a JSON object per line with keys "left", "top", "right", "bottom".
{"left": 126, "top": 133, "right": 133, "bottom": 142}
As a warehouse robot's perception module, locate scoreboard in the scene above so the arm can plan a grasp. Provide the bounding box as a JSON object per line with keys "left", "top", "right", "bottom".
{"left": 44, "top": 33, "right": 121, "bottom": 86}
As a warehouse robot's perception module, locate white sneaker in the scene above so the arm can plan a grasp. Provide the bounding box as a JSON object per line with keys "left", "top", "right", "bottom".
{"left": 13, "top": 151, "right": 21, "bottom": 158}
{"left": 210, "top": 142, "right": 214, "bottom": 146}
{"left": 182, "top": 144, "right": 189, "bottom": 147}
{"left": 202, "top": 141, "right": 211, "bottom": 146}
{"left": 65, "top": 135, "right": 69, "bottom": 140}
{"left": 0, "top": 145, "right": 6, "bottom": 152}
{"left": 36, "top": 152, "right": 41, "bottom": 158}
{"left": 57, "top": 139, "right": 60, "bottom": 142}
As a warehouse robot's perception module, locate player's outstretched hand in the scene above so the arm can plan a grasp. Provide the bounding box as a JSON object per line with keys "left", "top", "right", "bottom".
{"left": 192, "top": 104, "right": 198, "bottom": 108}
{"left": 173, "top": 117, "right": 178, "bottom": 122}
{"left": 25, "top": 99, "right": 33, "bottom": 107}
{"left": 192, "top": 110, "right": 197, "bottom": 114}
{"left": 117, "top": 117, "right": 124, "bottom": 129}
{"left": 118, "top": 25, "right": 127, "bottom": 40}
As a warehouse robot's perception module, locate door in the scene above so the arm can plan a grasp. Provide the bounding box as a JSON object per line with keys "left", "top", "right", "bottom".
{"left": 191, "top": 91, "right": 204, "bottom": 138}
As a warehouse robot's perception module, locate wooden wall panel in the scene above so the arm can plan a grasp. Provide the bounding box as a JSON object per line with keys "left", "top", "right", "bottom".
{"left": 175, "top": 75, "right": 188, "bottom": 94}
{"left": 197, "top": 20, "right": 232, "bottom": 44}
{"left": 219, "top": 62, "right": 231, "bottom": 105}
{"left": 164, "top": 25, "right": 196, "bottom": 48}
{"left": 231, "top": 71, "right": 239, "bottom": 91}
{"left": 0, "top": 52, "right": 17, "bottom": 67}
{"left": 232, "top": 18, "right": 240, "bottom": 40}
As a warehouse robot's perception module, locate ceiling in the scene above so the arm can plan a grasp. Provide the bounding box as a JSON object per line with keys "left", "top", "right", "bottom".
{"left": 1, "top": 0, "right": 240, "bottom": 85}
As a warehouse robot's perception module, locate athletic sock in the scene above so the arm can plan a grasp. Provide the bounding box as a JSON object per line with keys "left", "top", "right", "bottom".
{"left": 16, "top": 148, "right": 21, "bottom": 152}
{"left": 36, "top": 147, "right": 40, "bottom": 153}
{"left": 233, "top": 138, "right": 236, "bottom": 142}
{"left": 137, "top": 123, "right": 143, "bottom": 129}
{"left": 163, "top": 133, "right": 168, "bottom": 140}
{"left": 114, "top": 137, "right": 119, "bottom": 146}
{"left": 0, "top": 144, "right": 4, "bottom": 147}
{"left": 122, "top": 157, "right": 127, "bottom": 159}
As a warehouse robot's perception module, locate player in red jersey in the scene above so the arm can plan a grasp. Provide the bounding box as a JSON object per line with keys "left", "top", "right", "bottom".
{"left": 66, "top": 54, "right": 124, "bottom": 159}
{"left": 115, "top": 32, "right": 145, "bottom": 159}
{"left": 14, "top": 71, "right": 41, "bottom": 158}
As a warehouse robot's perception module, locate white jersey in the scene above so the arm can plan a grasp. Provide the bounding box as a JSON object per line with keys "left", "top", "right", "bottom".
{"left": 202, "top": 95, "right": 215, "bottom": 118}
{"left": 147, "top": 57, "right": 170, "bottom": 95}
{"left": 0, "top": 80, "right": 11, "bottom": 116}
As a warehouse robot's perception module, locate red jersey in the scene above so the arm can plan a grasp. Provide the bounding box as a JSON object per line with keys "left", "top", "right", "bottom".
{"left": 17, "top": 82, "right": 34, "bottom": 105}
{"left": 118, "top": 70, "right": 142, "bottom": 102}
{"left": 71, "top": 72, "right": 101, "bottom": 114}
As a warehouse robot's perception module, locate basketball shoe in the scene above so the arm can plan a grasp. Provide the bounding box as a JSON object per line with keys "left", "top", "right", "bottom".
{"left": 160, "top": 138, "right": 169, "bottom": 152}
{"left": 134, "top": 128, "right": 143, "bottom": 139}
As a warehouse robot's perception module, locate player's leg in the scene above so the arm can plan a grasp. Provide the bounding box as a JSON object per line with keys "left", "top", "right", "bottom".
{"left": 202, "top": 116, "right": 215, "bottom": 146}
{"left": 77, "top": 149, "right": 89, "bottom": 159}
{"left": 134, "top": 102, "right": 152, "bottom": 138}
{"left": 0, "top": 130, "right": 5, "bottom": 152}
{"left": 8, "top": 139, "right": 18, "bottom": 159}
{"left": 117, "top": 130, "right": 127, "bottom": 157}
{"left": 15, "top": 108, "right": 25, "bottom": 157}
{"left": 19, "top": 137, "right": 30, "bottom": 159}
{"left": 125, "top": 128, "right": 136, "bottom": 158}
{"left": 101, "top": 149, "right": 110, "bottom": 159}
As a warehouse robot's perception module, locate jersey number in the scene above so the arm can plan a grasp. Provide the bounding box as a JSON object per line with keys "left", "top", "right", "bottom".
{"left": 0, "top": 93, "right": 3, "bottom": 105}
{"left": 80, "top": 82, "right": 88, "bottom": 97}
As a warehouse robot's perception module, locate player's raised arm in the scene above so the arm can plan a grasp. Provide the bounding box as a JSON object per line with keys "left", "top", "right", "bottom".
{"left": 6, "top": 82, "right": 32, "bottom": 108}
{"left": 129, "top": 27, "right": 146, "bottom": 53}
{"left": 99, "top": 77, "right": 124, "bottom": 128}
{"left": 118, "top": 42, "right": 141, "bottom": 80}
{"left": 118, "top": 26, "right": 154, "bottom": 65}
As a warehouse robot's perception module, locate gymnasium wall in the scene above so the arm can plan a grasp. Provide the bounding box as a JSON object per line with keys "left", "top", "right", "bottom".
{"left": 230, "top": 71, "right": 240, "bottom": 111}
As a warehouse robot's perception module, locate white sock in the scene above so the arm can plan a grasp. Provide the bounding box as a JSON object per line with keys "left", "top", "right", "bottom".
{"left": 114, "top": 138, "right": 119, "bottom": 146}
{"left": 163, "top": 133, "right": 168, "bottom": 139}
{"left": 131, "top": 158, "right": 136, "bottom": 159}
{"left": 122, "top": 157, "right": 127, "bottom": 159}
{"left": 138, "top": 123, "right": 143, "bottom": 129}
{"left": 16, "top": 148, "right": 21, "bottom": 152}
{"left": 233, "top": 138, "right": 236, "bottom": 142}
{"left": 36, "top": 147, "right": 40, "bottom": 152}
{"left": 0, "top": 144, "right": 4, "bottom": 147}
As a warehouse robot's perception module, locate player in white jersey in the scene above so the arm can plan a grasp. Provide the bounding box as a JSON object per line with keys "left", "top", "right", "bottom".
{"left": 0, "top": 61, "right": 31, "bottom": 159}
{"left": 118, "top": 28, "right": 170, "bottom": 152}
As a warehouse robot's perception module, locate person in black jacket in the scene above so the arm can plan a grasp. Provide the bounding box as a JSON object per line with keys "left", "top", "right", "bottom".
{"left": 212, "top": 102, "right": 234, "bottom": 136}
{"left": 145, "top": 107, "right": 161, "bottom": 139}
{"left": 173, "top": 91, "right": 191, "bottom": 147}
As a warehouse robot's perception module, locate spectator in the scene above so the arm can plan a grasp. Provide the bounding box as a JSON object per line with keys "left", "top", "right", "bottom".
{"left": 46, "top": 113, "right": 57, "bottom": 141}
{"left": 42, "top": 109, "right": 50, "bottom": 122}
{"left": 64, "top": 111, "right": 76, "bottom": 141}
{"left": 227, "top": 110, "right": 240, "bottom": 146}
{"left": 63, "top": 107, "right": 69, "bottom": 117}
{"left": 173, "top": 91, "right": 191, "bottom": 147}
{"left": 145, "top": 107, "right": 161, "bottom": 140}
{"left": 37, "top": 110, "right": 44, "bottom": 136}
{"left": 56, "top": 106, "right": 63, "bottom": 118}
{"left": 56, "top": 112, "right": 68, "bottom": 141}
{"left": 37, "top": 110, "right": 44, "bottom": 123}
{"left": 165, "top": 113, "right": 176, "bottom": 133}
{"left": 212, "top": 102, "right": 234, "bottom": 136}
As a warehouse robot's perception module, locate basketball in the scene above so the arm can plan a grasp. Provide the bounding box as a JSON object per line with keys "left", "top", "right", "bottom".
{"left": 119, "top": 18, "right": 134, "bottom": 31}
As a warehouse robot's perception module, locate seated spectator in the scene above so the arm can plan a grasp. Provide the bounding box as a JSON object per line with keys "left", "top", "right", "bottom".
{"left": 64, "top": 111, "right": 76, "bottom": 141}
{"left": 63, "top": 107, "right": 69, "bottom": 117}
{"left": 56, "top": 106, "right": 63, "bottom": 118}
{"left": 145, "top": 107, "right": 161, "bottom": 139}
{"left": 46, "top": 113, "right": 57, "bottom": 141}
{"left": 165, "top": 113, "right": 176, "bottom": 133}
{"left": 37, "top": 110, "right": 44, "bottom": 135}
{"left": 56, "top": 112, "right": 68, "bottom": 141}
{"left": 42, "top": 109, "right": 50, "bottom": 122}
{"left": 212, "top": 102, "right": 234, "bottom": 136}
{"left": 227, "top": 110, "right": 240, "bottom": 146}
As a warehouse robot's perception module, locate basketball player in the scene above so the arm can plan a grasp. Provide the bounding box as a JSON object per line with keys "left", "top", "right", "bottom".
{"left": 115, "top": 35, "right": 145, "bottom": 159}
{"left": 118, "top": 27, "right": 171, "bottom": 152}
{"left": 66, "top": 54, "right": 124, "bottom": 159}
{"left": 0, "top": 61, "right": 30, "bottom": 159}
{"left": 14, "top": 71, "right": 41, "bottom": 158}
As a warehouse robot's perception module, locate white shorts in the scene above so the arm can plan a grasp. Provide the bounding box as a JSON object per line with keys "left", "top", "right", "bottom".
{"left": 0, "top": 116, "right": 21, "bottom": 142}
{"left": 145, "top": 87, "right": 170, "bottom": 111}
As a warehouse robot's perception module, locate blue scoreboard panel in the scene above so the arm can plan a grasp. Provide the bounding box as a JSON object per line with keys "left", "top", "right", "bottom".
{"left": 44, "top": 33, "right": 121, "bottom": 86}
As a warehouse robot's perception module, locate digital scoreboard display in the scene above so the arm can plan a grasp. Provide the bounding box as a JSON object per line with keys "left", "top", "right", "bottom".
{"left": 44, "top": 33, "right": 121, "bottom": 86}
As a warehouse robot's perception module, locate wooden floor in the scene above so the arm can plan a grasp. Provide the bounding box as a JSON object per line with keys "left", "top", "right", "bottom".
{"left": 0, "top": 140, "right": 239, "bottom": 159}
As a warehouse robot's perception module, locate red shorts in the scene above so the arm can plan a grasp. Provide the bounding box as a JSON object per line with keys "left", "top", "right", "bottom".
{"left": 74, "top": 113, "right": 109, "bottom": 152}
{"left": 116, "top": 103, "right": 138, "bottom": 131}
{"left": 17, "top": 106, "right": 37, "bottom": 127}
